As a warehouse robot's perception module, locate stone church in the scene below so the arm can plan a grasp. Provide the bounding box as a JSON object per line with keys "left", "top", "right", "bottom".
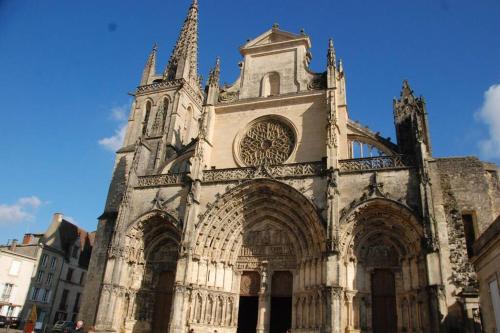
{"left": 79, "top": 1, "right": 500, "bottom": 333}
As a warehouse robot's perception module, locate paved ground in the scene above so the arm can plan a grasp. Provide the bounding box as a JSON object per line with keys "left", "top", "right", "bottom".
{"left": 0, "top": 329, "right": 23, "bottom": 333}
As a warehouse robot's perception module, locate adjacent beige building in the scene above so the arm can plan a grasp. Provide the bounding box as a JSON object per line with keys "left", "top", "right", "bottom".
{"left": 473, "top": 216, "right": 500, "bottom": 333}
{"left": 17, "top": 213, "right": 94, "bottom": 332}
{"left": 80, "top": 1, "right": 500, "bottom": 333}
{"left": 0, "top": 241, "right": 37, "bottom": 319}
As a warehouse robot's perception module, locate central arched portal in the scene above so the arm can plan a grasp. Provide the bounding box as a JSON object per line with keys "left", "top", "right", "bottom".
{"left": 193, "top": 180, "right": 326, "bottom": 333}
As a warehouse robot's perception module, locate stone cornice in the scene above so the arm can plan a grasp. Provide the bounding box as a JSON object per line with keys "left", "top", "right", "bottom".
{"left": 202, "top": 162, "right": 325, "bottom": 184}
{"left": 215, "top": 90, "right": 324, "bottom": 111}
{"left": 136, "top": 78, "right": 203, "bottom": 107}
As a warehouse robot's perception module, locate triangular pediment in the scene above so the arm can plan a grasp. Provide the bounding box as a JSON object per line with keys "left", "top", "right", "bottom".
{"left": 243, "top": 28, "right": 308, "bottom": 48}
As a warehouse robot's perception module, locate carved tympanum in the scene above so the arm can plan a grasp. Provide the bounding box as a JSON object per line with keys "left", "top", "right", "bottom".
{"left": 239, "top": 119, "right": 295, "bottom": 166}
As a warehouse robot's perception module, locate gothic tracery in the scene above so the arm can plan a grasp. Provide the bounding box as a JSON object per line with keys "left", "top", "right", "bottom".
{"left": 239, "top": 118, "right": 295, "bottom": 166}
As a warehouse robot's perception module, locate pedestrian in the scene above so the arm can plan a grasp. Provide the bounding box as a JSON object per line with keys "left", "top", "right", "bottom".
{"left": 75, "top": 320, "right": 85, "bottom": 332}
{"left": 188, "top": 329, "right": 195, "bottom": 333}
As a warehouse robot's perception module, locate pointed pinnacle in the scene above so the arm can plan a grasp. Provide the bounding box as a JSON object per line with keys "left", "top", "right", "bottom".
{"left": 164, "top": 0, "right": 199, "bottom": 81}
{"left": 327, "top": 38, "right": 336, "bottom": 67}
{"left": 208, "top": 57, "right": 221, "bottom": 86}
{"left": 401, "top": 80, "right": 414, "bottom": 98}
{"left": 152, "top": 42, "right": 158, "bottom": 52}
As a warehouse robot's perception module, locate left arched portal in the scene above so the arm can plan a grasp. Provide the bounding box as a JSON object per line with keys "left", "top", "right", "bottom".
{"left": 123, "top": 213, "right": 181, "bottom": 333}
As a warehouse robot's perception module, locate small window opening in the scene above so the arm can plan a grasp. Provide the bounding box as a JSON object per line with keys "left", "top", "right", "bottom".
{"left": 462, "top": 212, "right": 477, "bottom": 257}
{"left": 261, "top": 72, "right": 280, "bottom": 97}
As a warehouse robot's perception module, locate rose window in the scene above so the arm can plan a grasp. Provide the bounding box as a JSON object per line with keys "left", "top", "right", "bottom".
{"left": 239, "top": 119, "right": 295, "bottom": 166}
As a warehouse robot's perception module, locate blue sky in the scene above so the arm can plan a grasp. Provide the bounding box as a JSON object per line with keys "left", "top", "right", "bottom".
{"left": 0, "top": 0, "right": 499, "bottom": 243}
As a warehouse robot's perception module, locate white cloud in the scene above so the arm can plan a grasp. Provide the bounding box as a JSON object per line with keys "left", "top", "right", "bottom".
{"left": 0, "top": 196, "right": 43, "bottom": 225}
{"left": 99, "top": 104, "right": 130, "bottom": 152}
{"left": 477, "top": 84, "right": 500, "bottom": 159}
{"left": 110, "top": 105, "right": 128, "bottom": 122}
{"left": 99, "top": 123, "right": 127, "bottom": 152}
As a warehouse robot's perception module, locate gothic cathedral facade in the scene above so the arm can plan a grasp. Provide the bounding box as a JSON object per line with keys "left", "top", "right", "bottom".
{"left": 80, "top": 1, "right": 500, "bottom": 333}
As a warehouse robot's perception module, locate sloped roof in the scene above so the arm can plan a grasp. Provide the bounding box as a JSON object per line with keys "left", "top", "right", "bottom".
{"left": 241, "top": 27, "right": 311, "bottom": 52}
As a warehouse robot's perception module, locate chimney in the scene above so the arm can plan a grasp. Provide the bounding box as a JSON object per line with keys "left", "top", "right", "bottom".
{"left": 23, "top": 234, "right": 34, "bottom": 245}
{"left": 53, "top": 212, "right": 63, "bottom": 223}
{"left": 9, "top": 239, "right": 18, "bottom": 251}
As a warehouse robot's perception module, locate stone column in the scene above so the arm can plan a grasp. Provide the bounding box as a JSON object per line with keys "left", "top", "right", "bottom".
{"left": 427, "top": 285, "right": 445, "bottom": 333}
{"left": 256, "top": 289, "right": 270, "bottom": 333}
{"left": 169, "top": 284, "right": 189, "bottom": 333}
{"left": 256, "top": 263, "right": 270, "bottom": 333}
{"left": 327, "top": 286, "right": 343, "bottom": 333}
{"left": 345, "top": 291, "right": 355, "bottom": 330}
{"left": 94, "top": 284, "right": 113, "bottom": 332}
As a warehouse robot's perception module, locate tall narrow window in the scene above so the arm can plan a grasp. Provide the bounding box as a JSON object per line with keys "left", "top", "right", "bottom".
{"left": 31, "top": 287, "right": 40, "bottom": 301}
{"left": 142, "top": 101, "right": 152, "bottom": 135}
{"left": 488, "top": 279, "right": 500, "bottom": 331}
{"left": 41, "top": 254, "right": 48, "bottom": 267}
{"left": 462, "top": 213, "right": 477, "bottom": 257}
{"left": 50, "top": 257, "right": 57, "bottom": 270}
{"left": 71, "top": 245, "right": 79, "bottom": 259}
{"left": 162, "top": 98, "right": 169, "bottom": 132}
{"left": 66, "top": 268, "right": 74, "bottom": 282}
{"left": 261, "top": 72, "right": 280, "bottom": 97}
{"left": 2, "top": 283, "right": 13, "bottom": 300}
{"left": 151, "top": 98, "right": 169, "bottom": 136}
{"left": 9, "top": 260, "right": 21, "bottom": 276}
{"left": 79, "top": 271, "right": 85, "bottom": 285}
{"left": 36, "top": 270, "right": 44, "bottom": 283}
{"left": 59, "top": 289, "right": 69, "bottom": 310}
{"left": 73, "top": 292, "right": 81, "bottom": 313}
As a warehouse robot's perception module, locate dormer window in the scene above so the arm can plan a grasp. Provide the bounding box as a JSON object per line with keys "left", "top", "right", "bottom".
{"left": 71, "top": 245, "right": 79, "bottom": 259}
{"left": 261, "top": 72, "right": 280, "bottom": 97}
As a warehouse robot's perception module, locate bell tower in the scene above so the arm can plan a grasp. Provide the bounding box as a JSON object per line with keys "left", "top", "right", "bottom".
{"left": 118, "top": 0, "right": 203, "bottom": 175}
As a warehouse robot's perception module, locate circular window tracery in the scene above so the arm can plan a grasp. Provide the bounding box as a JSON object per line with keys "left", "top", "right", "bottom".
{"left": 239, "top": 118, "right": 295, "bottom": 166}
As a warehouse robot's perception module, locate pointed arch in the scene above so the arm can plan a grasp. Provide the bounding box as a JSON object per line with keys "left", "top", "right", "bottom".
{"left": 339, "top": 197, "right": 424, "bottom": 258}
{"left": 142, "top": 100, "right": 153, "bottom": 136}
{"left": 193, "top": 179, "right": 326, "bottom": 264}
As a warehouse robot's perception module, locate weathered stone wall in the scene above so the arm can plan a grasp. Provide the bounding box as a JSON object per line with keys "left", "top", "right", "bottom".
{"left": 433, "top": 157, "right": 499, "bottom": 311}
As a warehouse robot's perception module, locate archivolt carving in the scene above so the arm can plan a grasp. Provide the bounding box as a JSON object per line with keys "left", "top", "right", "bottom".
{"left": 239, "top": 118, "right": 295, "bottom": 166}
{"left": 193, "top": 179, "right": 325, "bottom": 264}
{"left": 339, "top": 198, "right": 423, "bottom": 258}
{"left": 114, "top": 211, "right": 181, "bottom": 265}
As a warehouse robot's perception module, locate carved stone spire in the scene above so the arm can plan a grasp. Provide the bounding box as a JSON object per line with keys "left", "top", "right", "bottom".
{"left": 207, "top": 57, "right": 220, "bottom": 87}
{"left": 394, "top": 80, "right": 420, "bottom": 120}
{"left": 164, "top": 0, "right": 199, "bottom": 83}
{"left": 393, "top": 80, "right": 432, "bottom": 155}
{"left": 205, "top": 57, "right": 220, "bottom": 105}
{"left": 140, "top": 42, "right": 157, "bottom": 86}
{"left": 327, "top": 38, "right": 336, "bottom": 68}
{"left": 399, "top": 79, "right": 416, "bottom": 104}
